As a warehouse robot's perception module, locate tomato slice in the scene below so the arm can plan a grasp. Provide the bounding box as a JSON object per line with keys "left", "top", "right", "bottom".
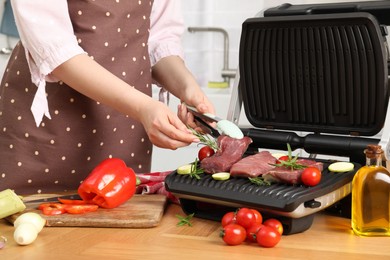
{"left": 64, "top": 205, "right": 99, "bottom": 214}
{"left": 58, "top": 198, "right": 88, "bottom": 205}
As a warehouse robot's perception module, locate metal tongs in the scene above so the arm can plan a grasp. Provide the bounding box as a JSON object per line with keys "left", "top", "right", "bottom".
{"left": 186, "top": 105, "right": 244, "bottom": 139}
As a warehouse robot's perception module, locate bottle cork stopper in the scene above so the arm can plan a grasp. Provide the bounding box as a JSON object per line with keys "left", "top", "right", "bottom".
{"left": 365, "top": 144, "right": 383, "bottom": 159}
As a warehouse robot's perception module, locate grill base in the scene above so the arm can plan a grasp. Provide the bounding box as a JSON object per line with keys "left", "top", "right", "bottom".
{"left": 165, "top": 160, "right": 358, "bottom": 234}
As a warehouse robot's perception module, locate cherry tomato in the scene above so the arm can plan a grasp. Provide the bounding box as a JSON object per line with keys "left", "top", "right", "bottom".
{"left": 301, "top": 167, "right": 322, "bottom": 186}
{"left": 263, "top": 218, "right": 283, "bottom": 235}
{"left": 236, "top": 208, "right": 256, "bottom": 229}
{"left": 251, "top": 209, "right": 263, "bottom": 225}
{"left": 221, "top": 211, "right": 236, "bottom": 227}
{"left": 276, "top": 155, "right": 289, "bottom": 164}
{"left": 256, "top": 225, "right": 281, "bottom": 248}
{"left": 198, "top": 146, "right": 215, "bottom": 161}
{"left": 246, "top": 222, "right": 263, "bottom": 242}
{"left": 64, "top": 204, "right": 99, "bottom": 214}
{"left": 220, "top": 223, "right": 246, "bottom": 246}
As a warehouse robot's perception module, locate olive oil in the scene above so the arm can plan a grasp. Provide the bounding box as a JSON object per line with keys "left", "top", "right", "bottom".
{"left": 351, "top": 144, "right": 390, "bottom": 236}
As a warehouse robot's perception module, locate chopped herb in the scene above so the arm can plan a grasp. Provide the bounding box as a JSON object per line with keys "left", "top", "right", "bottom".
{"left": 188, "top": 158, "right": 204, "bottom": 179}
{"left": 249, "top": 177, "right": 272, "bottom": 186}
{"left": 176, "top": 213, "right": 195, "bottom": 227}
{"left": 189, "top": 127, "right": 219, "bottom": 151}
{"left": 271, "top": 143, "right": 307, "bottom": 170}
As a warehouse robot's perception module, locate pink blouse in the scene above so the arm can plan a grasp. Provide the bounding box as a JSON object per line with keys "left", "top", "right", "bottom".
{"left": 10, "top": 0, "right": 185, "bottom": 126}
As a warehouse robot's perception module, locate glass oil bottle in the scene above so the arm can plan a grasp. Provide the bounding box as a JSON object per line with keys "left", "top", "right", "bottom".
{"left": 351, "top": 144, "right": 390, "bottom": 236}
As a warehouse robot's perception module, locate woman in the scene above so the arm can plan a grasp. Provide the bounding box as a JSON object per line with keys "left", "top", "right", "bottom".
{"left": 0, "top": 0, "right": 214, "bottom": 194}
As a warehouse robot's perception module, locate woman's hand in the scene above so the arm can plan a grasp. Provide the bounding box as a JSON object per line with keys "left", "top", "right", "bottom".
{"left": 177, "top": 97, "right": 216, "bottom": 132}
{"left": 139, "top": 99, "right": 199, "bottom": 149}
{"left": 151, "top": 55, "right": 216, "bottom": 138}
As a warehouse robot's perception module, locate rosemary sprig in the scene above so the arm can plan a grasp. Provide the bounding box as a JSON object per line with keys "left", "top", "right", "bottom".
{"left": 189, "top": 158, "right": 204, "bottom": 179}
{"left": 272, "top": 143, "right": 307, "bottom": 170}
{"left": 249, "top": 177, "right": 272, "bottom": 186}
{"left": 176, "top": 213, "right": 195, "bottom": 227}
{"left": 189, "top": 127, "right": 219, "bottom": 151}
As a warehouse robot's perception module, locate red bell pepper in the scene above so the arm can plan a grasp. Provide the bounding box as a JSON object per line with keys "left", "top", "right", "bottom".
{"left": 78, "top": 158, "right": 137, "bottom": 209}
{"left": 38, "top": 203, "right": 67, "bottom": 215}
{"left": 38, "top": 202, "right": 99, "bottom": 215}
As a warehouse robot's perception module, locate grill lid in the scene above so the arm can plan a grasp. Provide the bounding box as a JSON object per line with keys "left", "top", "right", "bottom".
{"left": 239, "top": 12, "right": 388, "bottom": 136}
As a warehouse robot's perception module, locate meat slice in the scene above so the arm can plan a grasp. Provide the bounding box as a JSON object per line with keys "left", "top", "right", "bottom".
{"left": 263, "top": 160, "right": 323, "bottom": 184}
{"left": 200, "top": 135, "right": 252, "bottom": 174}
{"left": 229, "top": 151, "right": 277, "bottom": 178}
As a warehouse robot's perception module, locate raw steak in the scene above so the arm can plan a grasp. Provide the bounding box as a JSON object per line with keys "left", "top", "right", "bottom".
{"left": 200, "top": 135, "right": 252, "bottom": 174}
{"left": 263, "top": 159, "right": 323, "bottom": 184}
{"left": 229, "top": 151, "right": 277, "bottom": 178}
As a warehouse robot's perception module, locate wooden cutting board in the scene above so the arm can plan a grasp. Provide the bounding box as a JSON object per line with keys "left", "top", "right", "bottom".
{"left": 7, "top": 194, "right": 168, "bottom": 228}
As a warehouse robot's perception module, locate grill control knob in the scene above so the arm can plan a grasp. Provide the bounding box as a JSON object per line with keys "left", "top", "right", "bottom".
{"left": 304, "top": 200, "right": 321, "bottom": 208}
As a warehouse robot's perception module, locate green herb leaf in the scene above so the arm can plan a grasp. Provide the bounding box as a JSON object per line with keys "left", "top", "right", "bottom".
{"left": 188, "top": 127, "right": 219, "bottom": 151}
{"left": 271, "top": 143, "right": 307, "bottom": 170}
{"left": 248, "top": 177, "right": 272, "bottom": 186}
{"left": 188, "top": 158, "right": 204, "bottom": 179}
{"left": 176, "top": 213, "right": 195, "bottom": 227}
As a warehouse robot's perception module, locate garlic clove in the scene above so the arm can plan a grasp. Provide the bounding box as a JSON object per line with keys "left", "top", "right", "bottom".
{"left": 14, "top": 222, "right": 38, "bottom": 245}
{"left": 14, "top": 212, "right": 46, "bottom": 233}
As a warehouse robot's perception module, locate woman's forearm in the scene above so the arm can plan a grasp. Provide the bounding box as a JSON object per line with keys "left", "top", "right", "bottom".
{"left": 51, "top": 54, "right": 154, "bottom": 122}
{"left": 152, "top": 55, "right": 215, "bottom": 115}
{"left": 152, "top": 56, "right": 199, "bottom": 101}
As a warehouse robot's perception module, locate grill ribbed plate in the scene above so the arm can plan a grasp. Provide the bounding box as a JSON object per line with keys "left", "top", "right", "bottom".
{"left": 165, "top": 161, "right": 358, "bottom": 213}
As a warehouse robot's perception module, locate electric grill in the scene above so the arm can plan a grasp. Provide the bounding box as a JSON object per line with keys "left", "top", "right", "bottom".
{"left": 165, "top": 1, "right": 390, "bottom": 234}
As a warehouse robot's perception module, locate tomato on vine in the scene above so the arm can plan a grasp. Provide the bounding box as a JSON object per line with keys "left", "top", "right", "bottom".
{"left": 251, "top": 209, "right": 263, "bottom": 225}
{"left": 221, "top": 211, "right": 236, "bottom": 227}
{"left": 263, "top": 218, "right": 283, "bottom": 235}
{"left": 220, "top": 223, "right": 246, "bottom": 246}
{"left": 236, "top": 208, "right": 256, "bottom": 229}
{"left": 246, "top": 222, "right": 263, "bottom": 242}
{"left": 256, "top": 225, "right": 281, "bottom": 248}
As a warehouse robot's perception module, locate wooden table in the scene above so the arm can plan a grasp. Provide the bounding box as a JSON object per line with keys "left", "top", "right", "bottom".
{"left": 1, "top": 202, "right": 389, "bottom": 260}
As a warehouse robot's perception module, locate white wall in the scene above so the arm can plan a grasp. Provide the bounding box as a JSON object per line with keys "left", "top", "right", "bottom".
{"left": 0, "top": 1, "right": 18, "bottom": 75}
{"left": 180, "top": 0, "right": 374, "bottom": 90}
{"left": 152, "top": 0, "right": 385, "bottom": 172}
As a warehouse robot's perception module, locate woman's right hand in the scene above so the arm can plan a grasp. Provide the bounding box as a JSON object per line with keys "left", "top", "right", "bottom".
{"left": 139, "top": 99, "right": 199, "bottom": 150}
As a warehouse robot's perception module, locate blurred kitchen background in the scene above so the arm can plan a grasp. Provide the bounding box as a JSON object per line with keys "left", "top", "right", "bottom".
{"left": 0, "top": 0, "right": 385, "bottom": 171}
{"left": 152, "top": 0, "right": 385, "bottom": 172}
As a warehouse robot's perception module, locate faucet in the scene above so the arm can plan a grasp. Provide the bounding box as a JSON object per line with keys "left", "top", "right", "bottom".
{"left": 188, "top": 27, "right": 236, "bottom": 85}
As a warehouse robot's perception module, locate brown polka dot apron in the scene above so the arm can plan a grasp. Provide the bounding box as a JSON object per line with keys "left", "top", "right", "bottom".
{"left": 0, "top": 0, "right": 154, "bottom": 194}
